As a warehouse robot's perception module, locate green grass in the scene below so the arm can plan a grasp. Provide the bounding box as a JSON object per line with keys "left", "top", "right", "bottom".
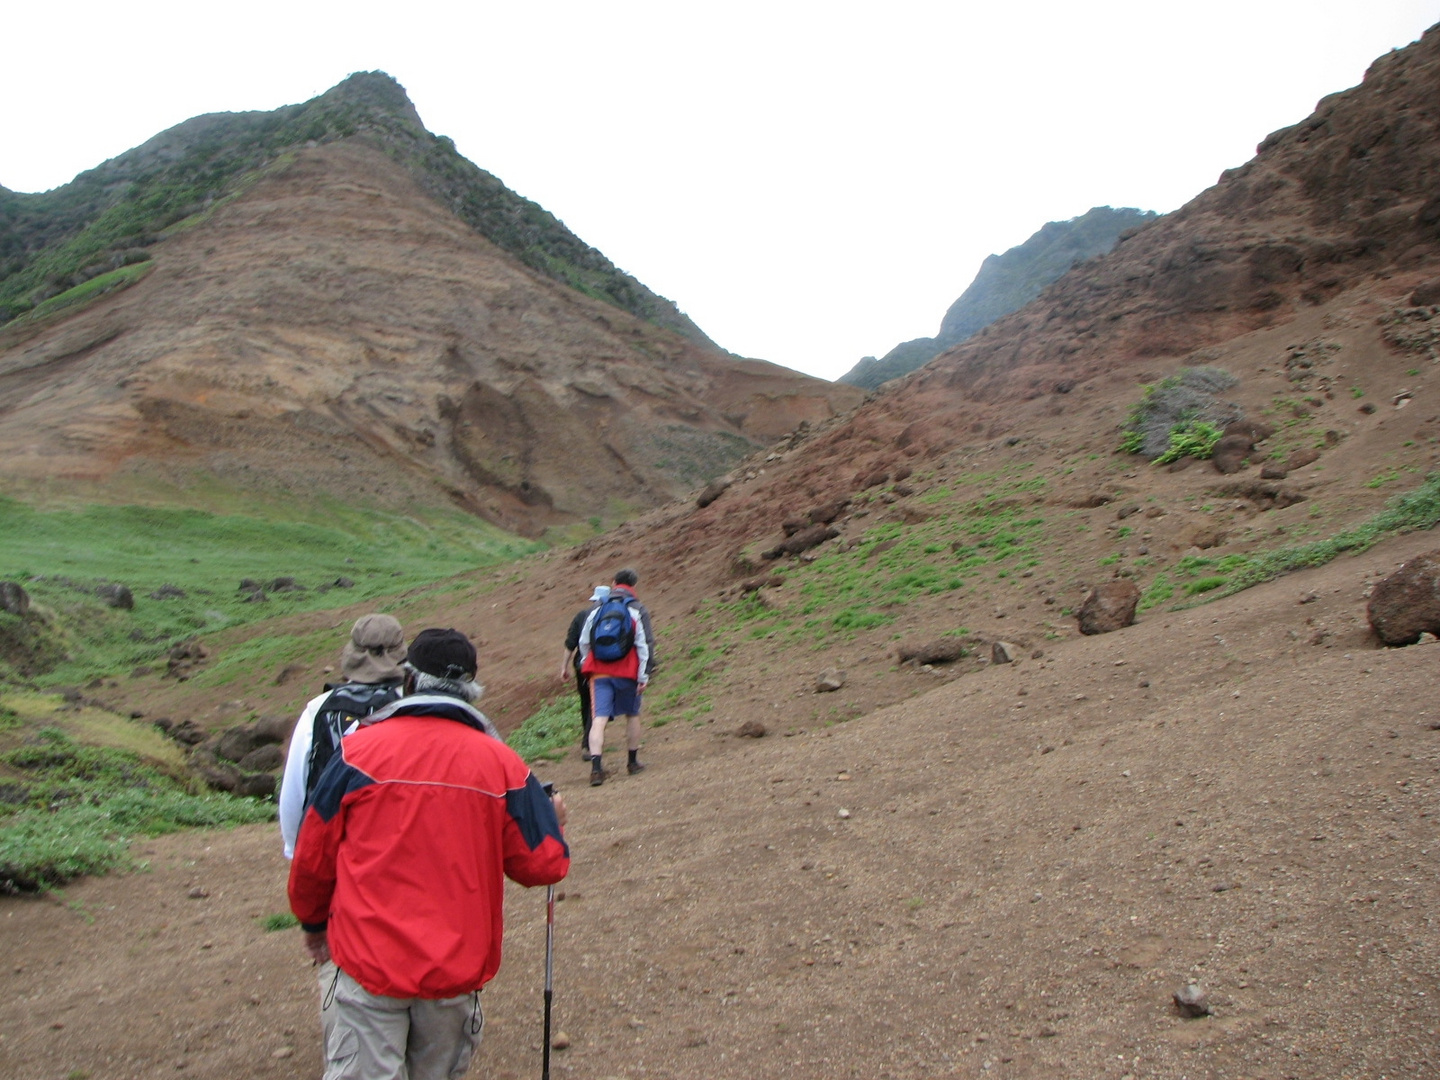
{"left": 0, "top": 492, "right": 539, "bottom": 684}
{"left": 0, "top": 728, "right": 273, "bottom": 892}
{"left": 8, "top": 261, "right": 153, "bottom": 326}
{"left": 506, "top": 696, "right": 581, "bottom": 762}
{"left": 257, "top": 911, "right": 300, "bottom": 932}
{"left": 1141, "top": 474, "right": 1440, "bottom": 610}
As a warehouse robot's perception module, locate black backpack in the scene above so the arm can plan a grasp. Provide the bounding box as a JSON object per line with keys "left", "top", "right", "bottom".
{"left": 590, "top": 594, "right": 636, "bottom": 663}
{"left": 304, "top": 680, "right": 403, "bottom": 798}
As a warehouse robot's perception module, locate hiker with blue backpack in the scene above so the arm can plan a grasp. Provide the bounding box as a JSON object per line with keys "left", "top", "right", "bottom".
{"left": 578, "top": 568, "right": 655, "bottom": 786}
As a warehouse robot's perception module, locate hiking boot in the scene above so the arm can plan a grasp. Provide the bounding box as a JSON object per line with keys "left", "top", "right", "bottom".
{"left": 627, "top": 760, "right": 646, "bottom": 776}
{"left": 580, "top": 747, "right": 593, "bottom": 762}
{"left": 589, "top": 768, "right": 607, "bottom": 787}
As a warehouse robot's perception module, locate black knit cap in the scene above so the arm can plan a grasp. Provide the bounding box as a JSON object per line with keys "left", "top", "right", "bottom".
{"left": 406, "top": 628, "right": 477, "bottom": 680}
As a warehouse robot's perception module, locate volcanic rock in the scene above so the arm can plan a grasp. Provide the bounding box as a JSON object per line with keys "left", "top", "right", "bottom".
{"left": 1210, "top": 434, "right": 1254, "bottom": 474}
{"left": 696, "top": 478, "right": 732, "bottom": 508}
{"left": 1077, "top": 581, "right": 1141, "bottom": 635}
{"left": 1368, "top": 550, "right": 1440, "bottom": 645}
{"left": 735, "top": 721, "right": 767, "bottom": 738}
{"left": 814, "top": 671, "right": 846, "bottom": 693}
{"left": 0, "top": 581, "right": 29, "bottom": 617}
{"left": 898, "top": 640, "right": 967, "bottom": 665}
{"left": 237, "top": 744, "right": 283, "bottom": 773}
{"left": 96, "top": 583, "right": 134, "bottom": 609}
{"left": 215, "top": 727, "right": 261, "bottom": 764}
{"left": 991, "top": 640, "right": 1018, "bottom": 664}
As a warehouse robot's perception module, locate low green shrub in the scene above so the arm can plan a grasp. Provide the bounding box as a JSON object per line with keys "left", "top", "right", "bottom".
{"left": 0, "top": 730, "right": 273, "bottom": 892}
{"left": 506, "top": 697, "right": 579, "bottom": 762}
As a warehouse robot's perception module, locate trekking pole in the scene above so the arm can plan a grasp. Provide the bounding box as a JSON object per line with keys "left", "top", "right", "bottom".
{"left": 542, "top": 882, "right": 556, "bottom": 1080}
{"left": 540, "top": 780, "right": 558, "bottom": 1080}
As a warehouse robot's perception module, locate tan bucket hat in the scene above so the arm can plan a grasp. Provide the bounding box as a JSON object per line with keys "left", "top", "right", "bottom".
{"left": 338, "top": 613, "right": 406, "bottom": 683}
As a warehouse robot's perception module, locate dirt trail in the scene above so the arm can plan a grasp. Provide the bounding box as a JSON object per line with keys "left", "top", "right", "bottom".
{"left": 4, "top": 526, "right": 1437, "bottom": 1080}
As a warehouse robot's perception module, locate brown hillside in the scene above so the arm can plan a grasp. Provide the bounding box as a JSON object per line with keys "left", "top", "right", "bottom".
{"left": 0, "top": 139, "right": 860, "bottom": 536}
{"left": 5, "top": 24, "right": 1440, "bottom": 1080}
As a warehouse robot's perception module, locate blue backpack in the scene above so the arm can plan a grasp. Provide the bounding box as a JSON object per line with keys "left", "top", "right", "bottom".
{"left": 590, "top": 594, "right": 636, "bottom": 663}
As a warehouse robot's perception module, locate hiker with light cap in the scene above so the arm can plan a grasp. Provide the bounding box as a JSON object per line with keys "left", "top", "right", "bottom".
{"left": 560, "top": 584, "right": 609, "bottom": 760}
{"left": 278, "top": 614, "right": 409, "bottom": 1060}
{"left": 278, "top": 613, "right": 408, "bottom": 860}
{"left": 289, "top": 628, "right": 570, "bottom": 1080}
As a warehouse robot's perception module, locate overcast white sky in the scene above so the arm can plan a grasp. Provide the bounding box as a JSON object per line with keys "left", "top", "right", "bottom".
{"left": 4, "top": 2, "right": 1436, "bottom": 379}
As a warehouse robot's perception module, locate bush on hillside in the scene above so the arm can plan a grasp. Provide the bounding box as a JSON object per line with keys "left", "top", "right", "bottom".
{"left": 1119, "top": 367, "right": 1243, "bottom": 461}
{"left": 0, "top": 729, "right": 273, "bottom": 893}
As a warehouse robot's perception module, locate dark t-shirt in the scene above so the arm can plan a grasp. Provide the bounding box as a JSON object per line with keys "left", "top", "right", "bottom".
{"left": 564, "top": 607, "right": 591, "bottom": 671}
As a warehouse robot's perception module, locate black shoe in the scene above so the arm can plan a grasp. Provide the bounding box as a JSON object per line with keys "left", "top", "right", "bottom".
{"left": 590, "top": 768, "right": 607, "bottom": 787}
{"left": 627, "top": 760, "right": 646, "bottom": 776}
{"left": 580, "top": 748, "right": 593, "bottom": 762}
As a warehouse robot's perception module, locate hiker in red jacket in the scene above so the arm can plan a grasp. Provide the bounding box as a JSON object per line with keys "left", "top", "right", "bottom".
{"left": 578, "top": 567, "right": 655, "bottom": 786}
{"left": 289, "top": 628, "right": 569, "bottom": 1080}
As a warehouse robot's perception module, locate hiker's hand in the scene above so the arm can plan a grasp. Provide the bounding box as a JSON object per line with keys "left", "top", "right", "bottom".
{"left": 552, "top": 793, "right": 569, "bottom": 831}
{"left": 558, "top": 665, "right": 570, "bottom": 682}
{"left": 303, "top": 930, "right": 330, "bottom": 965}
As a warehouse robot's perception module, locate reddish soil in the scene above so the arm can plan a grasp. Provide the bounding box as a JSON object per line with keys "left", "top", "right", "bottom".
{"left": 5, "top": 21, "right": 1440, "bottom": 1080}
{"left": 4, "top": 535, "right": 1439, "bottom": 1080}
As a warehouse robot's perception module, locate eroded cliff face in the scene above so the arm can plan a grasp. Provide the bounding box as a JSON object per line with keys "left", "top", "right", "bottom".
{"left": 577, "top": 23, "right": 1440, "bottom": 583}
{"left": 0, "top": 139, "right": 861, "bottom": 535}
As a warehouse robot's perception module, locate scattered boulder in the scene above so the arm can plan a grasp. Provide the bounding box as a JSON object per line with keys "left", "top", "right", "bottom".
{"left": 696, "top": 477, "right": 732, "bottom": 508}
{"left": 237, "top": 744, "right": 283, "bottom": 773}
{"left": 735, "top": 720, "right": 767, "bottom": 738}
{"left": 1368, "top": 550, "right": 1440, "bottom": 645}
{"left": 215, "top": 726, "right": 261, "bottom": 764}
{"left": 331, "top": 576, "right": 356, "bottom": 589}
{"left": 251, "top": 714, "right": 293, "bottom": 744}
{"left": 269, "top": 577, "right": 305, "bottom": 593}
{"left": 96, "top": 583, "right": 134, "bottom": 610}
{"left": 814, "top": 670, "right": 846, "bottom": 693}
{"left": 763, "top": 525, "right": 838, "bottom": 560}
{"left": 148, "top": 584, "right": 186, "bottom": 600}
{"left": 274, "top": 662, "right": 307, "bottom": 686}
{"left": 1116, "top": 504, "right": 1141, "bottom": 520}
{"left": 991, "top": 640, "right": 1018, "bottom": 665}
{"left": 1409, "top": 281, "right": 1440, "bottom": 307}
{"left": 238, "top": 578, "right": 263, "bottom": 592}
{"left": 1259, "top": 463, "right": 1289, "bottom": 480}
{"left": 0, "top": 581, "right": 30, "bottom": 617}
{"left": 1077, "top": 581, "right": 1141, "bottom": 635}
{"left": 166, "top": 638, "right": 210, "bottom": 680}
{"left": 1210, "top": 434, "right": 1254, "bottom": 474}
{"left": 240, "top": 589, "right": 268, "bottom": 604}
{"left": 855, "top": 468, "right": 890, "bottom": 490}
{"left": 166, "top": 719, "right": 207, "bottom": 746}
{"left": 1210, "top": 480, "right": 1307, "bottom": 511}
{"left": 191, "top": 753, "right": 241, "bottom": 793}
{"left": 739, "top": 575, "right": 784, "bottom": 594}
{"left": 897, "top": 639, "right": 967, "bottom": 665}
{"left": 808, "top": 498, "right": 850, "bottom": 525}
{"left": 1071, "top": 493, "right": 1114, "bottom": 509}
{"left": 1173, "top": 983, "right": 1211, "bottom": 1018}
{"left": 236, "top": 773, "right": 276, "bottom": 798}
{"left": 781, "top": 516, "right": 808, "bottom": 537}
{"left": 1222, "top": 419, "right": 1275, "bottom": 443}
{"left": 1190, "top": 526, "right": 1227, "bottom": 550}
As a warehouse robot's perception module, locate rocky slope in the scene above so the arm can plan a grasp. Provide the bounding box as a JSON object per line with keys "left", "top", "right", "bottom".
{"left": 0, "top": 80, "right": 862, "bottom": 536}
{"left": 5, "top": 23, "right": 1440, "bottom": 1080}
{"left": 841, "top": 206, "right": 1157, "bottom": 389}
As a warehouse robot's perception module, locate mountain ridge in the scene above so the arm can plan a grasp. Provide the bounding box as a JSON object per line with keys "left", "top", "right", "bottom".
{"left": 840, "top": 206, "right": 1158, "bottom": 388}
{"left": 0, "top": 72, "right": 714, "bottom": 347}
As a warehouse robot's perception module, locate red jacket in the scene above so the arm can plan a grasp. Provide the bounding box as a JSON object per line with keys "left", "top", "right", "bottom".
{"left": 288, "top": 696, "right": 569, "bottom": 998}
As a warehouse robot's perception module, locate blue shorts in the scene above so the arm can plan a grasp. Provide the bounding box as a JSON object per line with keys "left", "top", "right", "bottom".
{"left": 591, "top": 677, "right": 642, "bottom": 718}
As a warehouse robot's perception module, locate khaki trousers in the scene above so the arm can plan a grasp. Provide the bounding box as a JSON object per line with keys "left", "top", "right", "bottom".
{"left": 323, "top": 968, "right": 484, "bottom": 1080}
